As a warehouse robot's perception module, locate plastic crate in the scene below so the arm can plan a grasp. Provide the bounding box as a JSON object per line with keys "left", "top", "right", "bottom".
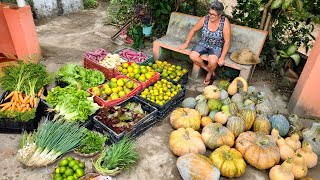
{"left": 137, "top": 80, "right": 186, "bottom": 121}
{"left": 87, "top": 75, "right": 141, "bottom": 107}
{"left": 0, "top": 92, "right": 43, "bottom": 133}
{"left": 92, "top": 96, "right": 158, "bottom": 144}
{"left": 114, "top": 47, "right": 154, "bottom": 66}
{"left": 40, "top": 100, "right": 95, "bottom": 129}
{"left": 162, "top": 70, "right": 189, "bottom": 86}
{"left": 84, "top": 58, "right": 115, "bottom": 80}
{"left": 55, "top": 80, "right": 69, "bottom": 88}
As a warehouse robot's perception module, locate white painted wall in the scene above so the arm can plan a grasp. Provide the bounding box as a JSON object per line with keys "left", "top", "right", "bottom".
{"left": 33, "top": 0, "right": 83, "bottom": 18}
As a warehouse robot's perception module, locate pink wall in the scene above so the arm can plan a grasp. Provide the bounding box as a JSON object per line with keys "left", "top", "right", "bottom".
{"left": 288, "top": 34, "right": 320, "bottom": 118}
{"left": 0, "top": 3, "right": 16, "bottom": 55}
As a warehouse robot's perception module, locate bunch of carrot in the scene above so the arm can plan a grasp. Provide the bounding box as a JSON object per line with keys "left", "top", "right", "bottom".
{"left": 0, "top": 87, "right": 43, "bottom": 112}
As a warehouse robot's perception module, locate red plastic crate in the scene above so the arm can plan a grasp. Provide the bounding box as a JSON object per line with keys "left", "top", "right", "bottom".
{"left": 84, "top": 58, "right": 115, "bottom": 80}
{"left": 87, "top": 75, "right": 141, "bottom": 107}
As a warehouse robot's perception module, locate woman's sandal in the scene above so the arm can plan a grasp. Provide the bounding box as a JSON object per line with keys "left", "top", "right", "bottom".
{"left": 203, "top": 75, "right": 216, "bottom": 85}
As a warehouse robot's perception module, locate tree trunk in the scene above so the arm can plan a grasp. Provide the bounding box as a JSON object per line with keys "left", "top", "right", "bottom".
{"left": 259, "top": 0, "right": 273, "bottom": 30}
{"left": 264, "top": 11, "right": 272, "bottom": 31}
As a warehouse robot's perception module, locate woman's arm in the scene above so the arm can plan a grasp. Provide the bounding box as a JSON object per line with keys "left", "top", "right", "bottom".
{"left": 218, "top": 18, "right": 231, "bottom": 66}
{"left": 179, "top": 17, "right": 205, "bottom": 49}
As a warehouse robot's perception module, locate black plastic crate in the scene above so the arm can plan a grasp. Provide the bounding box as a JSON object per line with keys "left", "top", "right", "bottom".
{"left": 0, "top": 92, "right": 43, "bottom": 133}
{"left": 92, "top": 96, "right": 158, "bottom": 144}
{"left": 136, "top": 80, "right": 186, "bottom": 121}
{"left": 174, "top": 86, "right": 187, "bottom": 106}
{"left": 162, "top": 71, "right": 189, "bottom": 86}
{"left": 55, "top": 80, "right": 69, "bottom": 88}
{"left": 40, "top": 100, "right": 95, "bottom": 129}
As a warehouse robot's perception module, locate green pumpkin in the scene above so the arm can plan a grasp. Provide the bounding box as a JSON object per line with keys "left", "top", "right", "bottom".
{"left": 228, "top": 103, "right": 238, "bottom": 116}
{"left": 221, "top": 97, "right": 231, "bottom": 105}
{"left": 226, "top": 116, "right": 246, "bottom": 137}
{"left": 207, "top": 99, "right": 222, "bottom": 111}
{"left": 181, "top": 97, "right": 197, "bottom": 108}
{"left": 201, "top": 123, "right": 235, "bottom": 150}
{"left": 240, "top": 109, "right": 257, "bottom": 131}
{"left": 195, "top": 101, "right": 209, "bottom": 116}
{"left": 209, "top": 110, "right": 218, "bottom": 120}
{"left": 255, "top": 100, "right": 273, "bottom": 118}
{"left": 269, "top": 114, "right": 289, "bottom": 137}
{"left": 247, "top": 86, "right": 257, "bottom": 96}
{"left": 231, "top": 93, "right": 244, "bottom": 104}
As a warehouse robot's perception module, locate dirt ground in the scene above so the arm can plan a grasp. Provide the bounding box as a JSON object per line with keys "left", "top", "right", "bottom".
{"left": 1, "top": 2, "right": 319, "bottom": 180}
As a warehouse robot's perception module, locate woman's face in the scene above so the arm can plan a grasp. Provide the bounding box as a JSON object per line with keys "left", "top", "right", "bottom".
{"left": 208, "top": 9, "right": 220, "bottom": 22}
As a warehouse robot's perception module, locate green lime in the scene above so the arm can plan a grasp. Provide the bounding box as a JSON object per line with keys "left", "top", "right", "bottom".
{"left": 59, "top": 159, "right": 69, "bottom": 167}
{"left": 78, "top": 162, "right": 85, "bottom": 169}
{"left": 66, "top": 157, "right": 74, "bottom": 162}
{"left": 54, "top": 174, "right": 63, "bottom": 180}
{"left": 59, "top": 166, "right": 66, "bottom": 174}
{"left": 68, "top": 160, "right": 76, "bottom": 168}
{"left": 74, "top": 160, "right": 80, "bottom": 164}
{"left": 55, "top": 167, "right": 60, "bottom": 174}
{"left": 73, "top": 174, "right": 79, "bottom": 179}
{"left": 62, "top": 174, "right": 67, "bottom": 178}
{"left": 65, "top": 168, "right": 74, "bottom": 176}
{"left": 66, "top": 176, "right": 75, "bottom": 180}
{"left": 75, "top": 168, "right": 85, "bottom": 177}
{"left": 72, "top": 164, "right": 80, "bottom": 171}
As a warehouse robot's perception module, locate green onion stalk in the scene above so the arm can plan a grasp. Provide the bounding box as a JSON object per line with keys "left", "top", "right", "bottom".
{"left": 16, "top": 117, "right": 86, "bottom": 167}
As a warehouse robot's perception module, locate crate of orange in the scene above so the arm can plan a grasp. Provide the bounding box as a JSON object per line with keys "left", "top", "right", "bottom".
{"left": 88, "top": 75, "right": 141, "bottom": 107}
{"left": 115, "top": 62, "right": 160, "bottom": 89}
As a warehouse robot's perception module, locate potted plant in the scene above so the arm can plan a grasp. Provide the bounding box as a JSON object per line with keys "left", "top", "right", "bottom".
{"left": 135, "top": 4, "right": 153, "bottom": 36}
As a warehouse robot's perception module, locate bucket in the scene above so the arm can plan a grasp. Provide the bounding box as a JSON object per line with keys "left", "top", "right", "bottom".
{"left": 142, "top": 25, "right": 153, "bottom": 37}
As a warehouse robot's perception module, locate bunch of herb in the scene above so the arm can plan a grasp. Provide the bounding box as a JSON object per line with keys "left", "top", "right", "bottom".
{"left": 46, "top": 86, "right": 100, "bottom": 122}
{"left": 76, "top": 129, "right": 108, "bottom": 154}
{"left": 56, "top": 64, "right": 105, "bottom": 90}
{"left": 93, "top": 137, "right": 139, "bottom": 174}
{"left": 16, "top": 118, "right": 86, "bottom": 167}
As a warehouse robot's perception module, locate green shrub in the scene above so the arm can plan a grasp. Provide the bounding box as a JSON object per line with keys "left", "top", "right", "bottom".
{"left": 84, "top": 0, "right": 99, "bottom": 9}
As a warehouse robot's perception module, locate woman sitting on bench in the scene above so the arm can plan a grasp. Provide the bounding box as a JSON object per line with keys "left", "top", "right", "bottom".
{"left": 179, "top": 1, "right": 231, "bottom": 85}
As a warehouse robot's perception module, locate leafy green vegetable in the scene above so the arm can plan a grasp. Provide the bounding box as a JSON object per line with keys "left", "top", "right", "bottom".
{"left": 76, "top": 129, "right": 107, "bottom": 154}
{"left": 46, "top": 86, "right": 100, "bottom": 122}
{"left": 0, "top": 108, "right": 36, "bottom": 122}
{"left": 57, "top": 64, "right": 105, "bottom": 90}
{"left": 93, "top": 137, "right": 139, "bottom": 173}
{"left": 0, "top": 62, "right": 53, "bottom": 95}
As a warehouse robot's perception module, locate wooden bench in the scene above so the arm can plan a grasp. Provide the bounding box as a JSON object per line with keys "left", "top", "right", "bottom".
{"left": 153, "top": 12, "right": 268, "bottom": 81}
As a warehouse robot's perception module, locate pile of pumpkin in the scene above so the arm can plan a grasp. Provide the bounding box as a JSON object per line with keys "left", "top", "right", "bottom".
{"left": 168, "top": 77, "right": 318, "bottom": 180}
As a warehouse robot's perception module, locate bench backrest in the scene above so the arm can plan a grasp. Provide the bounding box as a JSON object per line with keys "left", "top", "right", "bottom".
{"left": 166, "top": 12, "right": 268, "bottom": 56}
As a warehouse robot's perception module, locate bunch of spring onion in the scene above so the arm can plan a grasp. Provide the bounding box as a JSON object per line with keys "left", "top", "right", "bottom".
{"left": 17, "top": 118, "right": 86, "bottom": 167}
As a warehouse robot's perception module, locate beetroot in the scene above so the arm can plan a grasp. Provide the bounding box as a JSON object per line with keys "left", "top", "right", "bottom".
{"left": 118, "top": 48, "right": 148, "bottom": 63}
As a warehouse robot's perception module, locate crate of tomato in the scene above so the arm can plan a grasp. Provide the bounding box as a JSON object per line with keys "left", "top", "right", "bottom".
{"left": 88, "top": 75, "right": 141, "bottom": 107}
{"left": 93, "top": 96, "right": 158, "bottom": 144}
{"left": 114, "top": 48, "right": 154, "bottom": 66}
{"left": 115, "top": 61, "right": 160, "bottom": 89}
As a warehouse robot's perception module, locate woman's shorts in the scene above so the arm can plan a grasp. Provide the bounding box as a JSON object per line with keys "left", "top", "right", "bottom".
{"left": 192, "top": 44, "right": 222, "bottom": 58}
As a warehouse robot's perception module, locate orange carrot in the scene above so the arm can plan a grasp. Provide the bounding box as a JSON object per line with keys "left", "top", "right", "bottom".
{"left": 21, "top": 107, "right": 26, "bottom": 112}
{"left": 4, "top": 91, "right": 14, "bottom": 101}
{"left": 33, "top": 97, "right": 38, "bottom": 108}
{"left": 1, "top": 103, "right": 11, "bottom": 111}
{"left": 0, "top": 102, "right": 10, "bottom": 107}
{"left": 13, "top": 91, "right": 19, "bottom": 102}
{"left": 23, "top": 96, "right": 30, "bottom": 104}
{"left": 29, "top": 96, "right": 34, "bottom": 107}
{"left": 20, "top": 104, "right": 26, "bottom": 108}
{"left": 18, "top": 105, "right": 24, "bottom": 112}
{"left": 37, "top": 87, "right": 44, "bottom": 97}
{"left": 18, "top": 93, "right": 24, "bottom": 103}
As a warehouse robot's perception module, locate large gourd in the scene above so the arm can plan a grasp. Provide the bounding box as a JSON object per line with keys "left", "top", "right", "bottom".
{"left": 291, "top": 153, "right": 308, "bottom": 179}
{"left": 169, "top": 128, "right": 206, "bottom": 156}
{"left": 170, "top": 108, "right": 201, "bottom": 130}
{"left": 253, "top": 114, "right": 271, "bottom": 135}
{"left": 269, "top": 158, "right": 294, "bottom": 180}
{"left": 270, "top": 113, "right": 290, "bottom": 137}
{"left": 235, "top": 131, "right": 280, "bottom": 170}
{"left": 227, "top": 77, "right": 248, "bottom": 96}
{"left": 240, "top": 109, "right": 256, "bottom": 131}
{"left": 195, "top": 101, "right": 209, "bottom": 116}
{"left": 176, "top": 153, "right": 220, "bottom": 180}
{"left": 181, "top": 97, "right": 197, "bottom": 108}
{"left": 202, "top": 123, "right": 235, "bottom": 150}
{"left": 203, "top": 85, "right": 220, "bottom": 99}
{"left": 226, "top": 116, "right": 246, "bottom": 137}
{"left": 209, "top": 145, "right": 246, "bottom": 178}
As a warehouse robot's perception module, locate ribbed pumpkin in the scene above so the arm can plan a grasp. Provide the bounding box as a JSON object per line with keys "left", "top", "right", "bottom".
{"left": 240, "top": 109, "right": 256, "bottom": 131}
{"left": 226, "top": 116, "right": 246, "bottom": 137}
{"left": 228, "top": 102, "right": 238, "bottom": 115}
{"left": 270, "top": 114, "right": 290, "bottom": 137}
{"left": 231, "top": 93, "right": 244, "bottom": 104}
{"left": 170, "top": 108, "right": 201, "bottom": 130}
{"left": 255, "top": 100, "right": 273, "bottom": 117}
{"left": 181, "top": 97, "right": 197, "bottom": 108}
{"left": 176, "top": 153, "right": 220, "bottom": 180}
{"left": 195, "top": 101, "right": 209, "bottom": 116}
{"left": 169, "top": 128, "right": 206, "bottom": 156}
{"left": 235, "top": 131, "right": 280, "bottom": 170}
{"left": 221, "top": 97, "right": 231, "bottom": 105}
{"left": 253, "top": 114, "right": 271, "bottom": 135}
{"left": 209, "top": 145, "right": 246, "bottom": 178}
{"left": 202, "top": 123, "right": 235, "bottom": 150}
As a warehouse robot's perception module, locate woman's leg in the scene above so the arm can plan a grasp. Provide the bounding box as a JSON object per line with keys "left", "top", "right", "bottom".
{"left": 189, "top": 51, "right": 208, "bottom": 71}
{"left": 204, "top": 54, "right": 219, "bottom": 84}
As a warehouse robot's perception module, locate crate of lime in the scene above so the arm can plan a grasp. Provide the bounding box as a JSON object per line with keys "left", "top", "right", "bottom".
{"left": 93, "top": 96, "right": 157, "bottom": 144}
{"left": 88, "top": 75, "right": 142, "bottom": 107}
{"left": 53, "top": 156, "right": 86, "bottom": 180}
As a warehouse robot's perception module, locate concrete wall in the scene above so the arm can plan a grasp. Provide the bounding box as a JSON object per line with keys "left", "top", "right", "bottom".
{"left": 32, "top": 0, "right": 83, "bottom": 18}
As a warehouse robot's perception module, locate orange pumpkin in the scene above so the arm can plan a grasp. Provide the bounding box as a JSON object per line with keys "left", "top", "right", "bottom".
{"left": 170, "top": 108, "right": 201, "bottom": 130}
{"left": 169, "top": 128, "right": 206, "bottom": 156}
{"left": 235, "top": 131, "right": 280, "bottom": 170}
{"left": 202, "top": 123, "right": 235, "bottom": 150}
{"left": 201, "top": 116, "right": 213, "bottom": 128}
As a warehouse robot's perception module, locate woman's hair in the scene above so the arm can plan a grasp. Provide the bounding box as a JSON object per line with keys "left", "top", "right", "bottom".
{"left": 209, "top": 1, "right": 224, "bottom": 15}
